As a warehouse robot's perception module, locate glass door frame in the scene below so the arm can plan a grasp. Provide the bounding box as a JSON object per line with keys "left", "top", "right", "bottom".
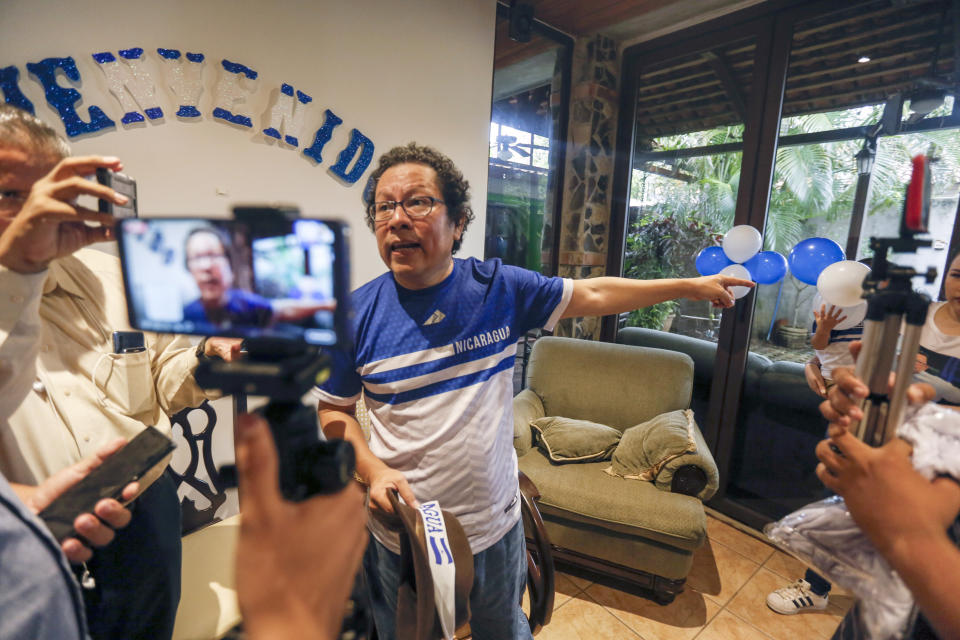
{"left": 607, "top": 0, "right": 960, "bottom": 528}
{"left": 492, "top": 1, "right": 574, "bottom": 277}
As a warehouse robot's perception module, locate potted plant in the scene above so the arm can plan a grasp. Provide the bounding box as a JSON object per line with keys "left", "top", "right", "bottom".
{"left": 776, "top": 276, "right": 814, "bottom": 349}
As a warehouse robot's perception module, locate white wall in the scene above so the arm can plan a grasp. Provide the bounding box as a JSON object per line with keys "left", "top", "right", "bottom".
{"left": 1, "top": 0, "right": 495, "bottom": 517}
{"left": 0, "top": 0, "right": 495, "bottom": 285}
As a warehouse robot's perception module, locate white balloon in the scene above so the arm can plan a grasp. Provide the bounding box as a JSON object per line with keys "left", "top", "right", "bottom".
{"left": 811, "top": 292, "right": 867, "bottom": 331}
{"left": 817, "top": 260, "right": 871, "bottom": 308}
{"left": 722, "top": 225, "right": 763, "bottom": 263}
{"left": 719, "top": 263, "right": 752, "bottom": 300}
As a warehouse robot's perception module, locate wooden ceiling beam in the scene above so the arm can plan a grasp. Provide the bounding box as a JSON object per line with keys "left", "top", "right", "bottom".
{"left": 636, "top": 162, "right": 697, "bottom": 182}
{"left": 789, "top": 15, "right": 938, "bottom": 57}
{"left": 639, "top": 115, "right": 742, "bottom": 138}
{"left": 638, "top": 102, "right": 740, "bottom": 125}
{"left": 639, "top": 88, "right": 730, "bottom": 112}
{"left": 786, "top": 58, "right": 951, "bottom": 94}
{"left": 786, "top": 80, "right": 917, "bottom": 107}
{"left": 641, "top": 45, "right": 754, "bottom": 81}
{"left": 703, "top": 50, "right": 749, "bottom": 120}
{"left": 640, "top": 56, "right": 753, "bottom": 92}
{"left": 791, "top": 3, "right": 903, "bottom": 39}
{"left": 787, "top": 46, "right": 937, "bottom": 82}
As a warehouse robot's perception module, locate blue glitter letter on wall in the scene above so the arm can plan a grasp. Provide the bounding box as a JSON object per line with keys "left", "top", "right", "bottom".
{"left": 302, "top": 109, "right": 343, "bottom": 163}
{"left": 0, "top": 66, "right": 35, "bottom": 114}
{"left": 26, "top": 57, "right": 114, "bottom": 137}
{"left": 330, "top": 129, "right": 375, "bottom": 184}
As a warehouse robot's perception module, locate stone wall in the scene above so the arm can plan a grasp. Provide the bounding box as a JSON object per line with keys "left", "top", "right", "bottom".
{"left": 554, "top": 34, "right": 619, "bottom": 339}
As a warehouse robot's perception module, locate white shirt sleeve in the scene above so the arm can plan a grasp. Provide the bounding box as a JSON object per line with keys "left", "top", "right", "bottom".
{"left": 0, "top": 266, "right": 47, "bottom": 421}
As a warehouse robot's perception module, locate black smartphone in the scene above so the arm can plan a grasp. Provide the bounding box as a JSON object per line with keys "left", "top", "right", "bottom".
{"left": 112, "top": 330, "right": 146, "bottom": 354}
{"left": 115, "top": 211, "right": 351, "bottom": 348}
{"left": 38, "top": 426, "right": 175, "bottom": 541}
{"left": 96, "top": 168, "right": 138, "bottom": 219}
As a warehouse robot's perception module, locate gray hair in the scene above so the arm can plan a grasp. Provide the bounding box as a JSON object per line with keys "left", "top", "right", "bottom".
{"left": 0, "top": 105, "right": 71, "bottom": 160}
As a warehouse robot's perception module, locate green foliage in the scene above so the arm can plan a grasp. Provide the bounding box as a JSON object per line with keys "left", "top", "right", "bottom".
{"left": 622, "top": 215, "right": 720, "bottom": 330}
{"left": 624, "top": 101, "right": 960, "bottom": 339}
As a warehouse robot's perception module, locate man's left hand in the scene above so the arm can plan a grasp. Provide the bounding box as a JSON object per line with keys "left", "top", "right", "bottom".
{"left": 686, "top": 274, "right": 754, "bottom": 308}
{"left": 203, "top": 337, "right": 244, "bottom": 362}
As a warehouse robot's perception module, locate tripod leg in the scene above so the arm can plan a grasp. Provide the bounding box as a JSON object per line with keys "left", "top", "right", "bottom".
{"left": 883, "top": 320, "right": 924, "bottom": 444}
{"left": 856, "top": 314, "right": 901, "bottom": 444}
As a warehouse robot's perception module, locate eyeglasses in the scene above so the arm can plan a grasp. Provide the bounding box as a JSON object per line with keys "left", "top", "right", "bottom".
{"left": 0, "top": 190, "right": 29, "bottom": 211}
{"left": 368, "top": 196, "right": 445, "bottom": 222}
{"left": 187, "top": 253, "right": 228, "bottom": 267}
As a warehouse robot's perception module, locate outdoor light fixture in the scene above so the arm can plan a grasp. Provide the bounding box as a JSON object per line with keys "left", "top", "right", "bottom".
{"left": 856, "top": 124, "right": 883, "bottom": 176}
{"left": 855, "top": 140, "right": 876, "bottom": 176}
{"left": 858, "top": 55, "right": 871, "bottom": 63}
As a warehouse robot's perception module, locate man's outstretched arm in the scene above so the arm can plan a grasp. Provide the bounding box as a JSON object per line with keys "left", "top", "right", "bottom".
{"left": 562, "top": 274, "right": 753, "bottom": 319}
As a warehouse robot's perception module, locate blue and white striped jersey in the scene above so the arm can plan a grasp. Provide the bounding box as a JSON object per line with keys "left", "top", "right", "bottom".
{"left": 812, "top": 320, "right": 864, "bottom": 379}
{"left": 316, "top": 257, "right": 572, "bottom": 553}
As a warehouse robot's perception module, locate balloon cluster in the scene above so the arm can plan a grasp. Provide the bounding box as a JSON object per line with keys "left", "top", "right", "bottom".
{"left": 695, "top": 225, "right": 787, "bottom": 299}
{"left": 788, "top": 237, "right": 870, "bottom": 330}
{"left": 695, "top": 231, "right": 870, "bottom": 319}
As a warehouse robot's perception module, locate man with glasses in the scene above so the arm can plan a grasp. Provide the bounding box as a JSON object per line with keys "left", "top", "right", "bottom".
{"left": 183, "top": 226, "right": 274, "bottom": 328}
{"left": 0, "top": 104, "right": 236, "bottom": 640}
{"left": 315, "top": 142, "right": 753, "bottom": 639}
{"left": 182, "top": 225, "right": 336, "bottom": 330}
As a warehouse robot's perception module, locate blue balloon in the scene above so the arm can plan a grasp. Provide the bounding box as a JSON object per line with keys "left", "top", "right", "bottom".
{"left": 695, "top": 246, "right": 733, "bottom": 276}
{"left": 788, "top": 237, "right": 844, "bottom": 286}
{"left": 744, "top": 251, "right": 788, "bottom": 285}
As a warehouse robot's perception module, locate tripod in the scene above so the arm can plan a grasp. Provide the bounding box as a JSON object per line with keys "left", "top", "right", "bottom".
{"left": 853, "top": 239, "right": 935, "bottom": 446}
{"left": 852, "top": 150, "right": 938, "bottom": 446}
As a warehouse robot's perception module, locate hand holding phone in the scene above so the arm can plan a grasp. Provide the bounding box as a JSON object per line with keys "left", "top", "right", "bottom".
{"left": 96, "top": 168, "right": 138, "bottom": 219}
{"left": 38, "top": 427, "right": 175, "bottom": 543}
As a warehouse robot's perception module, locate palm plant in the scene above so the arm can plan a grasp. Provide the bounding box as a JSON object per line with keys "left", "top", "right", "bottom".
{"left": 624, "top": 108, "right": 960, "bottom": 333}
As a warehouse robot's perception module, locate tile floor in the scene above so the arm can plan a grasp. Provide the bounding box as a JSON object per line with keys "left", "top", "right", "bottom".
{"left": 524, "top": 512, "right": 852, "bottom": 640}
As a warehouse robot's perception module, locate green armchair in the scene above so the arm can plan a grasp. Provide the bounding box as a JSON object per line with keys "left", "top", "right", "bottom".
{"left": 513, "top": 336, "right": 719, "bottom": 603}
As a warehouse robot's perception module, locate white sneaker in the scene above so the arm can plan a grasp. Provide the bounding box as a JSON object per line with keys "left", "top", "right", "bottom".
{"left": 766, "top": 579, "right": 829, "bottom": 615}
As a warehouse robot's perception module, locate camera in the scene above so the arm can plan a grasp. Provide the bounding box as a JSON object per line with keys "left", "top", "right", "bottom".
{"left": 96, "top": 168, "right": 138, "bottom": 218}
{"left": 116, "top": 205, "right": 356, "bottom": 499}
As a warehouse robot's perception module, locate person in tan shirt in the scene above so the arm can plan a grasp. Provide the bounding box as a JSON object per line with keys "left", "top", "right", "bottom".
{"left": 0, "top": 109, "right": 369, "bottom": 640}
{"left": 0, "top": 104, "right": 237, "bottom": 640}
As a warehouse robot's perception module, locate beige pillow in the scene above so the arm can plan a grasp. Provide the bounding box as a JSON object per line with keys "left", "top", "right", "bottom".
{"left": 530, "top": 416, "right": 622, "bottom": 464}
{"left": 604, "top": 409, "right": 696, "bottom": 481}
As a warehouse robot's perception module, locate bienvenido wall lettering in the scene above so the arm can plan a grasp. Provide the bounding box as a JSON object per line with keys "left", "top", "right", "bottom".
{"left": 0, "top": 48, "right": 374, "bottom": 185}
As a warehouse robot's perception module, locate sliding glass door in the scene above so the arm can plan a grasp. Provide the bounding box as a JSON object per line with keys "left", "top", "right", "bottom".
{"left": 612, "top": 0, "right": 960, "bottom": 527}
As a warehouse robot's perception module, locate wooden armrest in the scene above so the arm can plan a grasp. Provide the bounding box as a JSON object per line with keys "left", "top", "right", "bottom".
{"left": 519, "top": 471, "right": 554, "bottom": 634}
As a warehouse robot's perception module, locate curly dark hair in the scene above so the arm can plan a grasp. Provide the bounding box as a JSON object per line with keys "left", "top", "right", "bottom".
{"left": 363, "top": 142, "right": 474, "bottom": 254}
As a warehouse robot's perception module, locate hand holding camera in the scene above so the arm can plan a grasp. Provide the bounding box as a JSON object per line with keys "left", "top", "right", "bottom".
{"left": 117, "top": 207, "right": 356, "bottom": 500}
{"left": 0, "top": 155, "right": 127, "bottom": 273}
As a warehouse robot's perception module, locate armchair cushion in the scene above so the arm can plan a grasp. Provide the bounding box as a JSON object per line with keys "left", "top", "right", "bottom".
{"left": 531, "top": 416, "right": 622, "bottom": 464}
{"left": 654, "top": 413, "right": 720, "bottom": 501}
{"left": 513, "top": 389, "right": 544, "bottom": 457}
{"left": 605, "top": 409, "right": 695, "bottom": 481}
